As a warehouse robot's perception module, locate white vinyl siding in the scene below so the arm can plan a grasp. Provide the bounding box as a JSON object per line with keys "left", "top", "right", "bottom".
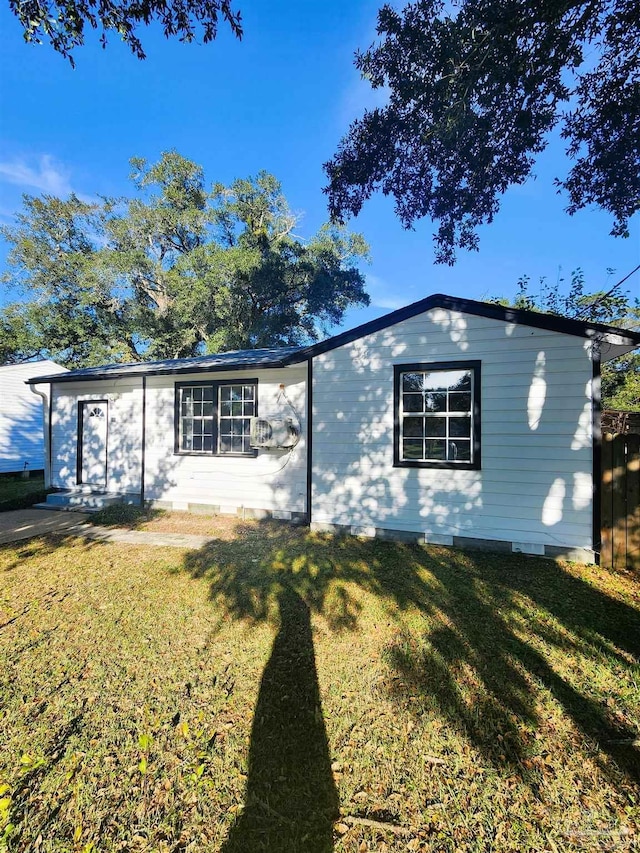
{"left": 311, "top": 308, "right": 595, "bottom": 552}
{"left": 145, "top": 365, "right": 307, "bottom": 514}
{"left": 51, "top": 378, "right": 144, "bottom": 494}
{"left": 49, "top": 364, "right": 307, "bottom": 514}
{"left": 0, "top": 361, "right": 66, "bottom": 475}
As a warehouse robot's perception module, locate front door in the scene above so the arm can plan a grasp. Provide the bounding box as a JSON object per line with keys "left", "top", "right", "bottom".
{"left": 78, "top": 401, "right": 108, "bottom": 487}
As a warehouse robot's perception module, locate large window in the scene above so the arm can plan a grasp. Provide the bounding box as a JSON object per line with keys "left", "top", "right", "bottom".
{"left": 394, "top": 361, "right": 481, "bottom": 469}
{"left": 175, "top": 381, "right": 258, "bottom": 455}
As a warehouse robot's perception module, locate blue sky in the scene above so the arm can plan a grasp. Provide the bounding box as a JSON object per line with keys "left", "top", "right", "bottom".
{"left": 0, "top": 0, "right": 638, "bottom": 333}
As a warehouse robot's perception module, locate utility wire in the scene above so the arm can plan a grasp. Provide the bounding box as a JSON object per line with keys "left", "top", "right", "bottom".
{"left": 574, "top": 264, "right": 640, "bottom": 319}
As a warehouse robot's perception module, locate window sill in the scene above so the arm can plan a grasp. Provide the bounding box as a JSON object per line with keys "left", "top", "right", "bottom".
{"left": 393, "top": 459, "right": 481, "bottom": 470}
{"left": 174, "top": 450, "right": 259, "bottom": 458}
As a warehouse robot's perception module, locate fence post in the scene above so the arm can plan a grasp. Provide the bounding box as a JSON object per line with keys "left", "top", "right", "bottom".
{"left": 601, "top": 434, "right": 614, "bottom": 569}
{"left": 627, "top": 435, "right": 640, "bottom": 571}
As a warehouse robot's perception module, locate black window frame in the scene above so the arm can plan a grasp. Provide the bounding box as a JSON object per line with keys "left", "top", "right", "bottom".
{"left": 174, "top": 378, "right": 259, "bottom": 457}
{"left": 393, "top": 361, "right": 482, "bottom": 470}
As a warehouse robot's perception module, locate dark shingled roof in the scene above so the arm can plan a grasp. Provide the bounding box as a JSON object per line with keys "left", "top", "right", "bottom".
{"left": 27, "top": 346, "right": 306, "bottom": 383}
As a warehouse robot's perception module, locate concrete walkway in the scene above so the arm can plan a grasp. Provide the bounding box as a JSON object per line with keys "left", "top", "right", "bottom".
{"left": 0, "top": 508, "right": 213, "bottom": 549}
{"left": 0, "top": 509, "right": 91, "bottom": 545}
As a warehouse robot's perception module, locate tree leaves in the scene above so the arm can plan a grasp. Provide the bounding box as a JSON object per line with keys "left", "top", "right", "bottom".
{"left": 0, "top": 152, "right": 370, "bottom": 367}
{"left": 490, "top": 269, "right": 640, "bottom": 410}
{"left": 325, "top": 0, "right": 640, "bottom": 264}
{"left": 8, "top": 0, "right": 243, "bottom": 66}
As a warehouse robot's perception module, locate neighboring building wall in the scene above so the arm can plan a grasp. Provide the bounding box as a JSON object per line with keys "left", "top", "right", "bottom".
{"left": 51, "top": 378, "right": 144, "bottom": 495}
{"left": 0, "top": 361, "right": 64, "bottom": 475}
{"left": 311, "top": 308, "right": 595, "bottom": 557}
{"left": 143, "top": 364, "right": 308, "bottom": 516}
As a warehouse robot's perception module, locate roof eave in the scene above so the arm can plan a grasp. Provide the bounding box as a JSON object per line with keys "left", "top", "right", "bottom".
{"left": 26, "top": 355, "right": 308, "bottom": 385}
{"left": 292, "top": 293, "right": 640, "bottom": 360}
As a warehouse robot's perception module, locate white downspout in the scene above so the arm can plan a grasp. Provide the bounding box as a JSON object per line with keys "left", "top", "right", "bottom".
{"left": 29, "top": 382, "right": 51, "bottom": 488}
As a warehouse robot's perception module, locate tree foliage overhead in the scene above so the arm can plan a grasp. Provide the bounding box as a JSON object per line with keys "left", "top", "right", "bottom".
{"left": 9, "top": 0, "right": 242, "bottom": 65}
{"left": 490, "top": 269, "right": 640, "bottom": 411}
{"left": 325, "top": 0, "right": 640, "bottom": 264}
{"left": 1, "top": 151, "right": 370, "bottom": 367}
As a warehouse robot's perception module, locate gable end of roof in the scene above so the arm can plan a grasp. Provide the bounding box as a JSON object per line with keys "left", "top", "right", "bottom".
{"left": 282, "top": 293, "right": 640, "bottom": 363}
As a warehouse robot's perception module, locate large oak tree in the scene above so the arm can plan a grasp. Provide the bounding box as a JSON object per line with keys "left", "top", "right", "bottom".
{"left": 325, "top": 0, "right": 640, "bottom": 264}
{"left": 1, "top": 152, "right": 370, "bottom": 367}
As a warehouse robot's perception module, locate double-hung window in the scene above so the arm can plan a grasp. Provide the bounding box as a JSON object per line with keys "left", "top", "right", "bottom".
{"left": 175, "top": 380, "right": 258, "bottom": 456}
{"left": 394, "top": 361, "right": 481, "bottom": 469}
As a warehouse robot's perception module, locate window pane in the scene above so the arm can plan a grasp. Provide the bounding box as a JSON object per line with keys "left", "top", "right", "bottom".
{"left": 403, "top": 439, "right": 424, "bottom": 460}
{"left": 181, "top": 418, "right": 193, "bottom": 451}
{"left": 425, "top": 392, "right": 446, "bottom": 412}
{"left": 421, "top": 373, "right": 448, "bottom": 391}
{"left": 202, "top": 401, "right": 213, "bottom": 417}
{"left": 182, "top": 388, "right": 193, "bottom": 403}
{"left": 402, "top": 373, "right": 423, "bottom": 392}
{"left": 203, "top": 435, "right": 213, "bottom": 452}
{"left": 450, "top": 371, "right": 471, "bottom": 391}
{"left": 403, "top": 393, "right": 423, "bottom": 413}
{"left": 203, "top": 386, "right": 214, "bottom": 402}
{"left": 217, "top": 383, "right": 256, "bottom": 453}
{"left": 424, "top": 439, "right": 446, "bottom": 460}
{"left": 424, "top": 417, "right": 446, "bottom": 437}
{"left": 449, "top": 417, "right": 471, "bottom": 438}
{"left": 449, "top": 392, "right": 471, "bottom": 412}
{"left": 192, "top": 436, "right": 203, "bottom": 452}
{"left": 403, "top": 416, "right": 424, "bottom": 438}
{"left": 449, "top": 440, "right": 471, "bottom": 461}
{"left": 193, "top": 387, "right": 202, "bottom": 402}
{"left": 396, "top": 367, "right": 477, "bottom": 465}
{"left": 423, "top": 369, "right": 468, "bottom": 391}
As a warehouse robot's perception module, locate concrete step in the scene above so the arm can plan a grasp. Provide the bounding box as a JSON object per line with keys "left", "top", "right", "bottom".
{"left": 33, "top": 502, "right": 101, "bottom": 513}
{"left": 39, "top": 491, "right": 141, "bottom": 512}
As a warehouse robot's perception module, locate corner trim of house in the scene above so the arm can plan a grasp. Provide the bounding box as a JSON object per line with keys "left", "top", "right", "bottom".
{"left": 141, "top": 376, "right": 147, "bottom": 506}
{"left": 591, "top": 354, "right": 602, "bottom": 564}
{"left": 306, "top": 356, "right": 313, "bottom": 524}
{"left": 47, "top": 388, "right": 53, "bottom": 488}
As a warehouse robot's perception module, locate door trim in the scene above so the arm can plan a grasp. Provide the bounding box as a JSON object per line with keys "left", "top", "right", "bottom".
{"left": 77, "top": 399, "right": 109, "bottom": 486}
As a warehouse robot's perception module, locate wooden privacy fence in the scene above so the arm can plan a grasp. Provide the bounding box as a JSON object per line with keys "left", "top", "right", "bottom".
{"left": 601, "top": 432, "right": 640, "bottom": 570}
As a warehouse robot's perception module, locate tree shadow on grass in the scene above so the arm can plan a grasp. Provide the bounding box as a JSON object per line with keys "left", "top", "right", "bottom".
{"left": 222, "top": 586, "right": 339, "bottom": 853}
{"left": 181, "top": 521, "right": 640, "bottom": 794}
{"left": 386, "top": 551, "right": 640, "bottom": 782}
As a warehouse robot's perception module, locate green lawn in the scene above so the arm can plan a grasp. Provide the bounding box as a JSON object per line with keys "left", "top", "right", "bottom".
{"left": 0, "top": 520, "right": 638, "bottom": 852}
{"left": 0, "top": 474, "right": 48, "bottom": 512}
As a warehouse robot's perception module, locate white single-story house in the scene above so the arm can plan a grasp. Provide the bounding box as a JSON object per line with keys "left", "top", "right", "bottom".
{"left": 28, "top": 294, "right": 640, "bottom": 562}
{"left": 0, "top": 360, "right": 68, "bottom": 475}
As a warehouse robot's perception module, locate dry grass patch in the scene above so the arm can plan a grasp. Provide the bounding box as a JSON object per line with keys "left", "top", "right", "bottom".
{"left": 0, "top": 522, "right": 639, "bottom": 852}
{"left": 89, "top": 505, "right": 243, "bottom": 537}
